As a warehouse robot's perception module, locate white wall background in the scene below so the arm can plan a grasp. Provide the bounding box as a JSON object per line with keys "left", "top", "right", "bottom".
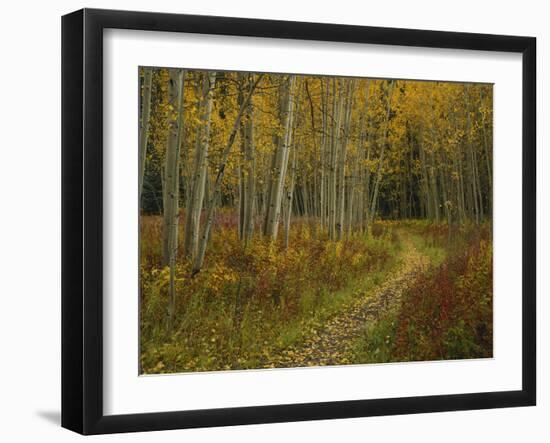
{"left": 0, "top": 0, "right": 546, "bottom": 441}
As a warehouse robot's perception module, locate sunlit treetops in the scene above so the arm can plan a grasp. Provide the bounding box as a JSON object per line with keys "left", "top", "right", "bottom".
{"left": 139, "top": 67, "right": 492, "bottom": 288}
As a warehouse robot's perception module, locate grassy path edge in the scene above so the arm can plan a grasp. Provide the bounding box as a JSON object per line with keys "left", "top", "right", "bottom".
{"left": 259, "top": 233, "right": 431, "bottom": 368}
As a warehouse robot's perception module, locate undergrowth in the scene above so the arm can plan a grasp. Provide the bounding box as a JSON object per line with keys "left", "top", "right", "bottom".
{"left": 140, "top": 214, "right": 400, "bottom": 373}
{"left": 352, "top": 220, "right": 493, "bottom": 363}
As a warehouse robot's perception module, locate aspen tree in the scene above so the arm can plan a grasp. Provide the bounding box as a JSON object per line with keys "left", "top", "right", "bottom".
{"left": 336, "top": 79, "right": 355, "bottom": 240}
{"left": 237, "top": 74, "right": 257, "bottom": 245}
{"left": 264, "top": 75, "right": 297, "bottom": 240}
{"left": 193, "top": 75, "right": 263, "bottom": 275}
{"left": 184, "top": 72, "right": 217, "bottom": 259}
{"left": 328, "top": 79, "right": 343, "bottom": 240}
{"left": 139, "top": 67, "right": 153, "bottom": 202}
{"left": 369, "top": 80, "right": 395, "bottom": 225}
{"left": 161, "top": 69, "right": 185, "bottom": 323}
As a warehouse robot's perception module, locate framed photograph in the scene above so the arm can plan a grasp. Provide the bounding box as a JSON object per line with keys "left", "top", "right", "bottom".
{"left": 61, "top": 8, "right": 536, "bottom": 435}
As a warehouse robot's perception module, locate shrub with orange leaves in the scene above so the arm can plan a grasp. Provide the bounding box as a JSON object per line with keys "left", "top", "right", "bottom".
{"left": 139, "top": 213, "right": 399, "bottom": 373}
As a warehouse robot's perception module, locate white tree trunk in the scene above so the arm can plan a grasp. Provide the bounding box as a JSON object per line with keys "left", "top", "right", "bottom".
{"left": 336, "top": 79, "right": 355, "bottom": 240}
{"left": 369, "top": 80, "right": 395, "bottom": 224}
{"left": 184, "top": 72, "right": 216, "bottom": 259}
{"left": 264, "top": 75, "right": 297, "bottom": 240}
{"left": 138, "top": 67, "right": 153, "bottom": 202}
{"left": 283, "top": 144, "right": 297, "bottom": 249}
{"left": 193, "top": 75, "right": 263, "bottom": 275}
{"left": 237, "top": 74, "right": 257, "bottom": 245}
{"left": 328, "top": 78, "right": 343, "bottom": 240}
{"left": 162, "top": 69, "right": 185, "bottom": 323}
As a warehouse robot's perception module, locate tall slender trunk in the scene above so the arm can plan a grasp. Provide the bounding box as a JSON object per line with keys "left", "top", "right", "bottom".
{"left": 237, "top": 75, "right": 246, "bottom": 240}
{"left": 184, "top": 72, "right": 216, "bottom": 259}
{"left": 337, "top": 79, "right": 355, "bottom": 240}
{"left": 243, "top": 78, "right": 257, "bottom": 244}
{"left": 320, "top": 78, "right": 329, "bottom": 229}
{"left": 473, "top": 146, "right": 484, "bottom": 219}
{"left": 359, "top": 80, "right": 371, "bottom": 232}
{"left": 264, "top": 75, "right": 297, "bottom": 240}
{"left": 139, "top": 67, "right": 153, "bottom": 202}
{"left": 193, "top": 75, "right": 263, "bottom": 275}
{"left": 428, "top": 95, "right": 441, "bottom": 222}
{"left": 237, "top": 74, "right": 257, "bottom": 245}
{"left": 284, "top": 143, "right": 298, "bottom": 248}
{"left": 369, "top": 80, "right": 395, "bottom": 224}
{"left": 328, "top": 78, "right": 342, "bottom": 240}
{"left": 429, "top": 151, "right": 440, "bottom": 222}
{"left": 237, "top": 162, "right": 244, "bottom": 239}
{"left": 263, "top": 80, "right": 285, "bottom": 235}
{"left": 457, "top": 144, "right": 466, "bottom": 221}
{"left": 464, "top": 90, "right": 479, "bottom": 224}
{"left": 479, "top": 87, "right": 493, "bottom": 214}
{"left": 438, "top": 150, "right": 450, "bottom": 222}
{"left": 346, "top": 171, "right": 355, "bottom": 236}
{"left": 161, "top": 69, "right": 185, "bottom": 323}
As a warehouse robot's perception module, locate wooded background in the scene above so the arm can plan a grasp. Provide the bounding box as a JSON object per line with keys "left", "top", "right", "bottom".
{"left": 139, "top": 69, "right": 492, "bottom": 305}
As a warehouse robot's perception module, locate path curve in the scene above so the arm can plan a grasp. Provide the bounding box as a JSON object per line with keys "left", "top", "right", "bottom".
{"left": 262, "top": 236, "right": 429, "bottom": 368}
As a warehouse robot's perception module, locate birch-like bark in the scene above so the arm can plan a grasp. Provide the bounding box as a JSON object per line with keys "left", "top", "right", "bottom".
{"left": 184, "top": 72, "right": 217, "bottom": 259}
{"left": 336, "top": 79, "right": 355, "bottom": 240}
{"left": 244, "top": 103, "right": 256, "bottom": 244}
{"left": 328, "top": 79, "right": 343, "bottom": 240}
{"left": 161, "top": 69, "right": 185, "bottom": 323}
{"left": 304, "top": 79, "right": 319, "bottom": 219}
{"left": 464, "top": 87, "right": 480, "bottom": 224}
{"left": 139, "top": 67, "right": 153, "bottom": 202}
{"left": 361, "top": 80, "right": 372, "bottom": 232}
{"left": 479, "top": 87, "right": 493, "bottom": 209}
{"left": 428, "top": 94, "right": 441, "bottom": 222}
{"left": 429, "top": 152, "right": 440, "bottom": 222}
{"left": 320, "top": 79, "right": 329, "bottom": 229}
{"left": 238, "top": 74, "right": 257, "bottom": 245}
{"left": 369, "top": 80, "right": 395, "bottom": 224}
{"left": 283, "top": 142, "right": 298, "bottom": 248}
{"left": 418, "top": 139, "right": 433, "bottom": 219}
{"left": 192, "top": 75, "right": 263, "bottom": 275}
{"left": 264, "top": 75, "right": 297, "bottom": 240}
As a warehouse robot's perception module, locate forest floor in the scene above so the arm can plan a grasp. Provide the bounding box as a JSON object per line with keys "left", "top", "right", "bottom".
{"left": 260, "top": 234, "right": 430, "bottom": 368}
{"left": 140, "top": 220, "right": 492, "bottom": 374}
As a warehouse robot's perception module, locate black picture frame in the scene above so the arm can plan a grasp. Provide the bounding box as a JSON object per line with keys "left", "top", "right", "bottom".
{"left": 61, "top": 8, "right": 536, "bottom": 435}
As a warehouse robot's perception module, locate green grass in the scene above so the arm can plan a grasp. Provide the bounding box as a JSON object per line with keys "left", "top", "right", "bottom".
{"left": 351, "top": 316, "right": 398, "bottom": 364}
{"left": 140, "top": 219, "right": 492, "bottom": 372}
{"left": 140, "top": 221, "right": 403, "bottom": 373}
{"left": 349, "top": 231, "right": 442, "bottom": 365}
{"left": 269, "top": 256, "right": 402, "bottom": 356}
{"left": 408, "top": 233, "right": 447, "bottom": 266}
{"left": 350, "top": 221, "right": 492, "bottom": 364}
